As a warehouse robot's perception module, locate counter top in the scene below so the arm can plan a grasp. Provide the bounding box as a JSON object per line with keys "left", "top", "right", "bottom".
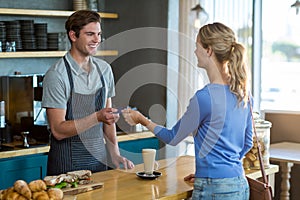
{"left": 117, "top": 131, "right": 155, "bottom": 142}
{"left": 0, "top": 145, "right": 50, "bottom": 159}
{"left": 65, "top": 156, "right": 279, "bottom": 200}
{"left": 0, "top": 131, "right": 155, "bottom": 159}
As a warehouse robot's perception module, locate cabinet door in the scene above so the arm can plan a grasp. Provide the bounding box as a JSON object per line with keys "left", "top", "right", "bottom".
{"left": 0, "top": 154, "right": 47, "bottom": 189}
{"left": 119, "top": 137, "right": 159, "bottom": 165}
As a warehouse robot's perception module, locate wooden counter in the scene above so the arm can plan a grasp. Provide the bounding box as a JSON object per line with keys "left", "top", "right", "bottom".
{"left": 67, "top": 156, "right": 279, "bottom": 200}
{"left": 117, "top": 131, "right": 155, "bottom": 142}
{"left": 270, "top": 142, "right": 300, "bottom": 200}
{"left": 0, "top": 132, "right": 155, "bottom": 159}
{"left": 0, "top": 145, "right": 50, "bottom": 159}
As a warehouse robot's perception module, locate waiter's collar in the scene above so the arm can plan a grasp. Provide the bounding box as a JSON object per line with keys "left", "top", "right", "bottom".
{"left": 65, "top": 51, "right": 95, "bottom": 75}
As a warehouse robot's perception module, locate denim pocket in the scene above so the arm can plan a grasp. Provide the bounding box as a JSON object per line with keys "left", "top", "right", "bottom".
{"left": 212, "top": 191, "right": 243, "bottom": 200}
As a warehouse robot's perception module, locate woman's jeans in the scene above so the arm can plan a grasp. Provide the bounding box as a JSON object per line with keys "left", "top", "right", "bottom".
{"left": 191, "top": 176, "right": 249, "bottom": 200}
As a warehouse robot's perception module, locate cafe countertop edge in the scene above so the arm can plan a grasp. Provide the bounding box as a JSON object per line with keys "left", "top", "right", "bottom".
{"left": 66, "top": 156, "right": 278, "bottom": 200}
{"left": 0, "top": 131, "right": 155, "bottom": 159}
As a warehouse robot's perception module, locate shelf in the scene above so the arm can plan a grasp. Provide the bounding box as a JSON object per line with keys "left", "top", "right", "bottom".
{"left": 0, "top": 8, "right": 118, "bottom": 58}
{"left": 0, "top": 8, "right": 118, "bottom": 19}
{"left": 0, "top": 50, "right": 118, "bottom": 58}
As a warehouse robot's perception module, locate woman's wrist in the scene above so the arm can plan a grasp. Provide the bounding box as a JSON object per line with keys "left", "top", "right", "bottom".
{"left": 140, "top": 116, "right": 150, "bottom": 127}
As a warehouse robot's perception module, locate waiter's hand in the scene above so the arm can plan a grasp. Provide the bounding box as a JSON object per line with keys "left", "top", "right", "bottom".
{"left": 184, "top": 173, "right": 195, "bottom": 183}
{"left": 112, "top": 155, "right": 135, "bottom": 170}
{"left": 96, "top": 108, "right": 120, "bottom": 124}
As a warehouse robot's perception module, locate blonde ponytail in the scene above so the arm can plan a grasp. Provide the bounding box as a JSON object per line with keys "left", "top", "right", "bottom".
{"left": 198, "top": 22, "right": 249, "bottom": 106}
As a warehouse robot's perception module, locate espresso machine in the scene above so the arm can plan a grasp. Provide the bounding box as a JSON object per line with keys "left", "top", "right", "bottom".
{"left": 0, "top": 74, "right": 49, "bottom": 144}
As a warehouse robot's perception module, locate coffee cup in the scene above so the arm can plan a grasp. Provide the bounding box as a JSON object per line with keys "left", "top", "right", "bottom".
{"left": 142, "top": 148, "right": 159, "bottom": 175}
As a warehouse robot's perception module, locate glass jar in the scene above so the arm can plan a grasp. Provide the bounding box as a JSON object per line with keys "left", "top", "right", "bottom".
{"left": 87, "top": 0, "right": 98, "bottom": 11}
{"left": 6, "top": 41, "right": 16, "bottom": 52}
{"left": 243, "top": 120, "right": 272, "bottom": 170}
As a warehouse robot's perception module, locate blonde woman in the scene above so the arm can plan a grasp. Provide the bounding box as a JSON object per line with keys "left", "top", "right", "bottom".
{"left": 123, "top": 22, "right": 252, "bottom": 200}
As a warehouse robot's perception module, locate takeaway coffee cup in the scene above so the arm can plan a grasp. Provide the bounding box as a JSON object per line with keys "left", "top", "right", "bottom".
{"left": 142, "top": 149, "right": 159, "bottom": 175}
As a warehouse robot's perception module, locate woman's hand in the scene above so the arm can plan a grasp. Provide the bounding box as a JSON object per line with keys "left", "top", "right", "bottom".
{"left": 184, "top": 173, "right": 195, "bottom": 183}
{"left": 122, "top": 108, "right": 149, "bottom": 126}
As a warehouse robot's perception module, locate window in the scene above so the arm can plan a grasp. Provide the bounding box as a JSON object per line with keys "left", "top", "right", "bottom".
{"left": 203, "top": 0, "right": 253, "bottom": 70}
{"left": 260, "top": 0, "right": 300, "bottom": 111}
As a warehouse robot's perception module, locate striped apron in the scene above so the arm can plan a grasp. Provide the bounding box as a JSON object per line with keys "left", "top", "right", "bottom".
{"left": 47, "top": 56, "right": 108, "bottom": 175}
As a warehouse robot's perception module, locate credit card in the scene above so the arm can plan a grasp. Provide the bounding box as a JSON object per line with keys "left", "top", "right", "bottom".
{"left": 113, "top": 106, "right": 137, "bottom": 114}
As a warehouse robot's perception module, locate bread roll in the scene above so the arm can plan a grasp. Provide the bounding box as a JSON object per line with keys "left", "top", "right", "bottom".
{"left": 47, "top": 188, "right": 64, "bottom": 200}
{"left": 13, "top": 180, "right": 32, "bottom": 200}
{"left": 29, "top": 180, "right": 47, "bottom": 192}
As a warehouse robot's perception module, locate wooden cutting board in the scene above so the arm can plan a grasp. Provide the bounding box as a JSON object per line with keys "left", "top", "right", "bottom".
{"left": 62, "top": 182, "right": 104, "bottom": 195}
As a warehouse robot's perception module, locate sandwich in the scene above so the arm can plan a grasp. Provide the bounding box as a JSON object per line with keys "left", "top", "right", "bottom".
{"left": 44, "top": 170, "right": 92, "bottom": 189}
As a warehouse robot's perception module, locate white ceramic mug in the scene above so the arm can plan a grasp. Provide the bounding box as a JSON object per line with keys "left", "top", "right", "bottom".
{"left": 142, "top": 148, "right": 159, "bottom": 175}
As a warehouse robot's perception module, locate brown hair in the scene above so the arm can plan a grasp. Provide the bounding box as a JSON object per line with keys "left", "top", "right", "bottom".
{"left": 198, "top": 22, "right": 248, "bottom": 106}
{"left": 65, "top": 10, "right": 101, "bottom": 42}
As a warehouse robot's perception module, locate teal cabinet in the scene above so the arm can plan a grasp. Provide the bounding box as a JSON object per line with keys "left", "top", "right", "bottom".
{"left": 0, "top": 153, "right": 47, "bottom": 189}
{"left": 119, "top": 137, "right": 160, "bottom": 165}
